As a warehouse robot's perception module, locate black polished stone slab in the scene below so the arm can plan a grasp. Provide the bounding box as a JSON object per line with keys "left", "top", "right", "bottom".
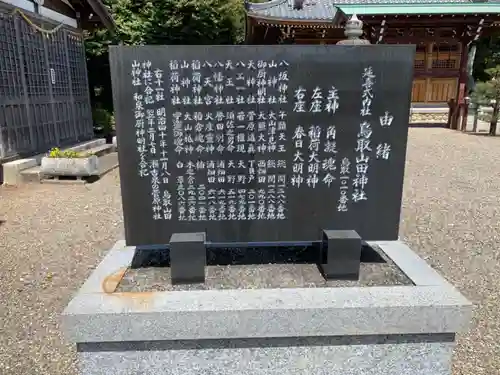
{"left": 169, "top": 232, "right": 206, "bottom": 284}
{"left": 110, "top": 45, "right": 415, "bottom": 246}
{"left": 320, "top": 229, "right": 362, "bottom": 280}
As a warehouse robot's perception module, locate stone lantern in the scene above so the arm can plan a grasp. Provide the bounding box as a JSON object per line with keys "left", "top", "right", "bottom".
{"left": 337, "top": 14, "right": 371, "bottom": 45}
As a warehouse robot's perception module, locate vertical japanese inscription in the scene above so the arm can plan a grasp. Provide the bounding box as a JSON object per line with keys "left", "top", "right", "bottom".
{"left": 131, "top": 61, "right": 147, "bottom": 177}
{"left": 337, "top": 157, "right": 351, "bottom": 211}
{"left": 167, "top": 59, "right": 290, "bottom": 221}
{"left": 322, "top": 124, "right": 337, "bottom": 188}
{"left": 128, "top": 53, "right": 402, "bottom": 227}
{"left": 291, "top": 86, "right": 340, "bottom": 190}
{"left": 376, "top": 111, "right": 393, "bottom": 160}
{"left": 352, "top": 67, "right": 375, "bottom": 203}
{"left": 116, "top": 45, "right": 415, "bottom": 246}
{"left": 131, "top": 60, "right": 172, "bottom": 220}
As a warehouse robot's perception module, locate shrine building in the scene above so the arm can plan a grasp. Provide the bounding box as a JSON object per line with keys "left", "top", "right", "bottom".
{"left": 244, "top": 0, "right": 500, "bottom": 105}
{"left": 0, "top": 0, "right": 114, "bottom": 162}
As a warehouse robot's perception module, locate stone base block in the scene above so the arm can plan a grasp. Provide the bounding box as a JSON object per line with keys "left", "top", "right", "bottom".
{"left": 2, "top": 158, "right": 38, "bottom": 185}
{"left": 63, "top": 241, "right": 473, "bottom": 375}
{"left": 41, "top": 155, "right": 99, "bottom": 176}
{"left": 78, "top": 337, "right": 454, "bottom": 375}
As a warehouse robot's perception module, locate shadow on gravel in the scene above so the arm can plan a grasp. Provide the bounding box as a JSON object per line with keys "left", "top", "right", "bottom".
{"left": 463, "top": 132, "right": 499, "bottom": 137}
{"left": 0, "top": 220, "right": 5, "bottom": 228}
{"left": 409, "top": 123, "right": 447, "bottom": 128}
{"left": 130, "top": 243, "right": 386, "bottom": 269}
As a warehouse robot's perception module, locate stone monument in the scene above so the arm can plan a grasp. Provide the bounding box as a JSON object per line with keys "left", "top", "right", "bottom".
{"left": 107, "top": 43, "right": 411, "bottom": 283}
{"left": 62, "top": 41, "right": 472, "bottom": 375}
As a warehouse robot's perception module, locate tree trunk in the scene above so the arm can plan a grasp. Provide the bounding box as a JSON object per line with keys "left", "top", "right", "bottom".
{"left": 490, "top": 103, "right": 499, "bottom": 135}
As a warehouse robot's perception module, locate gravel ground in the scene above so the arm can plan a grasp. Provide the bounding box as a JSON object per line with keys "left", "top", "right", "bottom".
{"left": 400, "top": 129, "right": 500, "bottom": 375}
{"left": 0, "top": 171, "right": 124, "bottom": 375}
{"left": 0, "top": 127, "right": 499, "bottom": 375}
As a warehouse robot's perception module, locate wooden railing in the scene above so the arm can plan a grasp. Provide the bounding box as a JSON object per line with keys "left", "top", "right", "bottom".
{"left": 413, "top": 51, "right": 460, "bottom": 71}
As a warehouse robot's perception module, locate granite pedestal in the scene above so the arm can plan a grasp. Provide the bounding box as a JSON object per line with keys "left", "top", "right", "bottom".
{"left": 62, "top": 241, "right": 472, "bottom": 375}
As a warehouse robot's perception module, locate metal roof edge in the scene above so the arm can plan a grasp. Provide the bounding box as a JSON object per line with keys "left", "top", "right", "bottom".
{"left": 245, "top": 0, "right": 288, "bottom": 12}
{"left": 338, "top": 3, "right": 500, "bottom": 15}
{"left": 247, "top": 14, "right": 344, "bottom": 23}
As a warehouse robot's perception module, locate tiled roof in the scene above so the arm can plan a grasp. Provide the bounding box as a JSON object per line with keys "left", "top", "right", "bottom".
{"left": 245, "top": 0, "right": 341, "bottom": 21}
{"left": 246, "top": 0, "right": 500, "bottom": 20}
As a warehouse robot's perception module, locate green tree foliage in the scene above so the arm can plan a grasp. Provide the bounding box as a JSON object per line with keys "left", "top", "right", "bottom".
{"left": 87, "top": 0, "right": 245, "bottom": 53}
{"left": 138, "top": 0, "right": 245, "bottom": 45}
{"left": 473, "top": 33, "right": 500, "bottom": 82}
{"left": 472, "top": 66, "right": 500, "bottom": 135}
{"left": 85, "top": 0, "right": 245, "bottom": 111}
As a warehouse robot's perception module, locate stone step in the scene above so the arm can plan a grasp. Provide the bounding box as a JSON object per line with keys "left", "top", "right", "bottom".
{"left": 22, "top": 151, "right": 118, "bottom": 184}
{"left": 20, "top": 165, "right": 43, "bottom": 183}
{"left": 82, "top": 143, "right": 114, "bottom": 157}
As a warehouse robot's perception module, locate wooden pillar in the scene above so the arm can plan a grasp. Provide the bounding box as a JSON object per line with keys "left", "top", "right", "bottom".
{"left": 453, "top": 41, "right": 469, "bottom": 130}
{"left": 245, "top": 17, "right": 254, "bottom": 44}
{"left": 424, "top": 42, "right": 434, "bottom": 103}
{"left": 457, "top": 41, "right": 469, "bottom": 104}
